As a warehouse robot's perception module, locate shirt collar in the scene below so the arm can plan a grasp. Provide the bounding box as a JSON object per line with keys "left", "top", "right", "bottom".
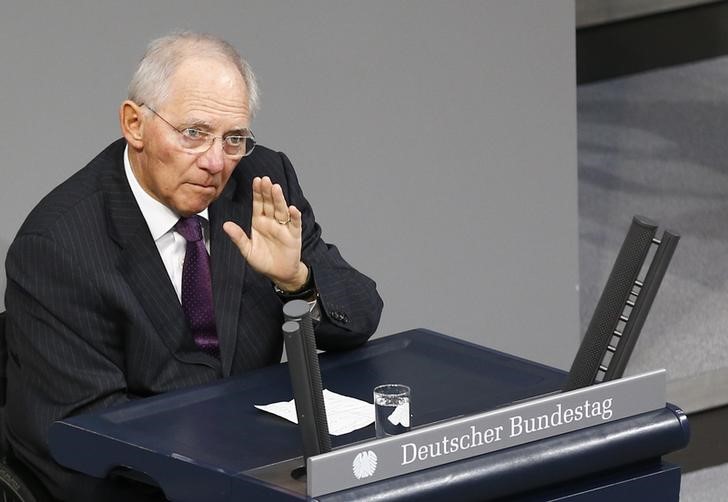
{"left": 124, "top": 144, "right": 209, "bottom": 241}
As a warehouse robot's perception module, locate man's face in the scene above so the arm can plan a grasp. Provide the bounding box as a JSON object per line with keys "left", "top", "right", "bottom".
{"left": 133, "top": 57, "right": 251, "bottom": 217}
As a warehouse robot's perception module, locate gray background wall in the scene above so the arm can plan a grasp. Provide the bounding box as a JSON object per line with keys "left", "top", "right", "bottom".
{"left": 0, "top": 0, "right": 579, "bottom": 369}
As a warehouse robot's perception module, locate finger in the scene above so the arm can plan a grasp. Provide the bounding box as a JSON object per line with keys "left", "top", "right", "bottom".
{"left": 251, "top": 177, "right": 263, "bottom": 216}
{"left": 271, "top": 184, "right": 290, "bottom": 222}
{"left": 223, "top": 221, "right": 251, "bottom": 259}
{"left": 260, "top": 176, "right": 275, "bottom": 217}
{"left": 289, "top": 205, "right": 302, "bottom": 231}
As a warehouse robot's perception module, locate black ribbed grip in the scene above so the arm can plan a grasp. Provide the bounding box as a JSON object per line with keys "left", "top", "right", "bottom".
{"left": 604, "top": 229, "right": 679, "bottom": 380}
{"left": 282, "top": 301, "right": 331, "bottom": 465}
{"left": 298, "top": 315, "right": 331, "bottom": 454}
{"left": 564, "top": 216, "right": 658, "bottom": 391}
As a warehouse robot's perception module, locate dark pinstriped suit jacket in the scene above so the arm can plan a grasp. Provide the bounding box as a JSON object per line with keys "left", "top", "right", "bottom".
{"left": 3, "top": 139, "right": 383, "bottom": 500}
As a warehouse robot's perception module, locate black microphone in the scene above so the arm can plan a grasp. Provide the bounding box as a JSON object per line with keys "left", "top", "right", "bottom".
{"left": 282, "top": 300, "right": 331, "bottom": 478}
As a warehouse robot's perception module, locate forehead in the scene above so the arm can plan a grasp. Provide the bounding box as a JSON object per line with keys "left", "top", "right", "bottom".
{"left": 163, "top": 56, "right": 250, "bottom": 125}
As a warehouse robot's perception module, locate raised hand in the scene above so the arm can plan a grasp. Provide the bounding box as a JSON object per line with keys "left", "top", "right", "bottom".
{"left": 223, "top": 176, "right": 309, "bottom": 291}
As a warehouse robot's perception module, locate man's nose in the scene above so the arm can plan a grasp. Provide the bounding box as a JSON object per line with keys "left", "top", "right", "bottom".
{"left": 198, "top": 138, "right": 226, "bottom": 173}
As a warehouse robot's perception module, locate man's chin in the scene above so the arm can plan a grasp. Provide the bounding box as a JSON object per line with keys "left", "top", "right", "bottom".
{"left": 174, "top": 196, "right": 216, "bottom": 217}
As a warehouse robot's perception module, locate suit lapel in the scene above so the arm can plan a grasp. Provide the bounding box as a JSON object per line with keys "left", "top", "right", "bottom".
{"left": 209, "top": 177, "right": 249, "bottom": 376}
{"left": 103, "top": 142, "right": 219, "bottom": 370}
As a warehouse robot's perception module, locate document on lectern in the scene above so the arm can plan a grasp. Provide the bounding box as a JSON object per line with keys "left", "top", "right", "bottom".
{"left": 255, "top": 389, "right": 375, "bottom": 435}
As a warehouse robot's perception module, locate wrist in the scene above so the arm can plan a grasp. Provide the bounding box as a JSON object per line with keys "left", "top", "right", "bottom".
{"left": 274, "top": 264, "right": 311, "bottom": 294}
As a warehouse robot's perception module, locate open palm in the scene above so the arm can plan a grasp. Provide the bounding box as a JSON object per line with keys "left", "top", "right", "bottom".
{"left": 223, "top": 176, "right": 309, "bottom": 291}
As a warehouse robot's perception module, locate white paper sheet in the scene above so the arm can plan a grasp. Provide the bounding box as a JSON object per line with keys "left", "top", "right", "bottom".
{"left": 255, "top": 389, "right": 374, "bottom": 436}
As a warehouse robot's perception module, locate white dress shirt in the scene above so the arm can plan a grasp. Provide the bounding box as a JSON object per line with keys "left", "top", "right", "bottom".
{"left": 124, "top": 145, "right": 209, "bottom": 302}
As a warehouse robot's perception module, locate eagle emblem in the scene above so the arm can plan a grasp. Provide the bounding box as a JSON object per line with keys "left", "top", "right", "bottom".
{"left": 352, "top": 450, "right": 378, "bottom": 479}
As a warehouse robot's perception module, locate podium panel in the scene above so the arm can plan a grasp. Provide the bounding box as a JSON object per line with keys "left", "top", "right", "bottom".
{"left": 48, "top": 329, "right": 688, "bottom": 501}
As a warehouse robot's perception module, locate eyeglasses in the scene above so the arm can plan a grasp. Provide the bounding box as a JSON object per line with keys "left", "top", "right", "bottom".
{"left": 142, "top": 104, "right": 256, "bottom": 158}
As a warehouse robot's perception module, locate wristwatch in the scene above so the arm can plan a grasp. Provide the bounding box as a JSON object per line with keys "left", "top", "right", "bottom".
{"left": 273, "top": 268, "right": 317, "bottom": 302}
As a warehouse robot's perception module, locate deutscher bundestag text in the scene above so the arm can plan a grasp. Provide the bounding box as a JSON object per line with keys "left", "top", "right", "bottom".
{"left": 402, "top": 398, "right": 613, "bottom": 465}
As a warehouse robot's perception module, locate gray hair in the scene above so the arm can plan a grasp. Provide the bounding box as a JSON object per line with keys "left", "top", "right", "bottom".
{"left": 127, "top": 32, "right": 260, "bottom": 116}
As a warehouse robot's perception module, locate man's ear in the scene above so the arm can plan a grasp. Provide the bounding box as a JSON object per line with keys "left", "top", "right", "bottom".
{"left": 120, "top": 100, "right": 145, "bottom": 149}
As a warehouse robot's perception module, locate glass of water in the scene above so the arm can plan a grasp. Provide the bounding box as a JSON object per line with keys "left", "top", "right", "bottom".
{"left": 373, "top": 384, "right": 411, "bottom": 438}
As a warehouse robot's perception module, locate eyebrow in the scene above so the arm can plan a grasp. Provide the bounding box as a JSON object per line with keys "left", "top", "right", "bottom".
{"left": 225, "top": 128, "right": 251, "bottom": 136}
{"left": 183, "top": 120, "right": 250, "bottom": 136}
{"left": 183, "top": 120, "right": 215, "bottom": 131}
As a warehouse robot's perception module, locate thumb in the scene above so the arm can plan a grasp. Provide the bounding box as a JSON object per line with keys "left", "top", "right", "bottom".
{"left": 223, "top": 221, "right": 251, "bottom": 259}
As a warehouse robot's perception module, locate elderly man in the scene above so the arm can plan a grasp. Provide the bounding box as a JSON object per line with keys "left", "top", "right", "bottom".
{"left": 3, "top": 32, "right": 383, "bottom": 500}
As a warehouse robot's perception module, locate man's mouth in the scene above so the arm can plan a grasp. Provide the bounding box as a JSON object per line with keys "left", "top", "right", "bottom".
{"left": 189, "top": 182, "right": 216, "bottom": 190}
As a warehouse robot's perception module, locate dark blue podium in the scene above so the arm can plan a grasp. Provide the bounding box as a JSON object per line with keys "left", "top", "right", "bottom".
{"left": 48, "top": 330, "right": 689, "bottom": 501}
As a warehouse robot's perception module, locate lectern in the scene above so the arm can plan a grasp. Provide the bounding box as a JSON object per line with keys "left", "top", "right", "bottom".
{"left": 49, "top": 330, "right": 689, "bottom": 501}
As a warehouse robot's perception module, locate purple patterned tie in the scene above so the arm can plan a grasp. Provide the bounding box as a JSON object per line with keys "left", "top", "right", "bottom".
{"left": 175, "top": 216, "right": 219, "bottom": 357}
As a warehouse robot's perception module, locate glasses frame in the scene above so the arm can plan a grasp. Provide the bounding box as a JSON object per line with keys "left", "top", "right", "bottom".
{"left": 141, "top": 103, "right": 256, "bottom": 158}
